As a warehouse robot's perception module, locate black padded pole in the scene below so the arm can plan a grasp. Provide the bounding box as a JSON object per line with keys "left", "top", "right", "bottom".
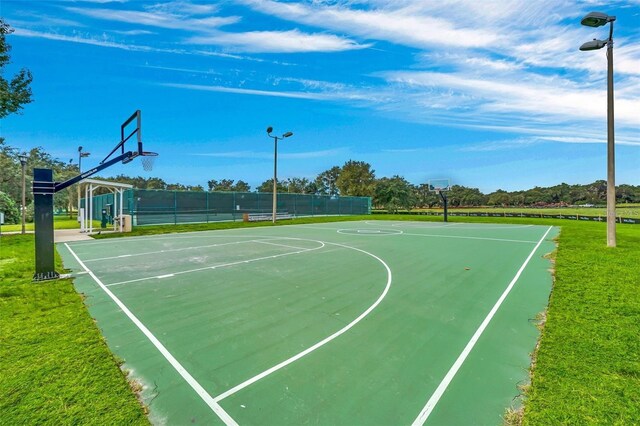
{"left": 440, "top": 191, "right": 448, "bottom": 223}
{"left": 33, "top": 168, "right": 59, "bottom": 281}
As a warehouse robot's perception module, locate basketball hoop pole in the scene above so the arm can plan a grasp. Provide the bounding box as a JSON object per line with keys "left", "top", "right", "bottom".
{"left": 438, "top": 191, "right": 449, "bottom": 222}
{"left": 32, "top": 110, "right": 147, "bottom": 281}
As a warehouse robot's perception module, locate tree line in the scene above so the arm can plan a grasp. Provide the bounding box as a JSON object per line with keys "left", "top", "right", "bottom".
{"left": 3, "top": 140, "right": 639, "bottom": 225}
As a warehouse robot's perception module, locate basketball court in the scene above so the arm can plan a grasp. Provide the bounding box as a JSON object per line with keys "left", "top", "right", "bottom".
{"left": 58, "top": 220, "right": 557, "bottom": 425}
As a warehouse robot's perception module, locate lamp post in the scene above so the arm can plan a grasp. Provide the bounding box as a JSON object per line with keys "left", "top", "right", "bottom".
{"left": 18, "top": 153, "right": 28, "bottom": 234}
{"left": 266, "top": 127, "right": 293, "bottom": 224}
{"left": 579, "top": 11, "right": 617, "bottom": 247}
{"left": 77, "top": 146, "right": 90, "bottom": 224}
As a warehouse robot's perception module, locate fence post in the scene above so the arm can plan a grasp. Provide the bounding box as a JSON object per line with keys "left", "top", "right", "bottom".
{"left": 206, "top": 191, "right": 210, "bottom": 223}
{"left": 174, "top": 191, "right": 177, "bottom": 225}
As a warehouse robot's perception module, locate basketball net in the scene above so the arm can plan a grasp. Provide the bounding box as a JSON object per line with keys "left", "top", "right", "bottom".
{"left": 141, "top": 154, "right": 156, "bottom": 171}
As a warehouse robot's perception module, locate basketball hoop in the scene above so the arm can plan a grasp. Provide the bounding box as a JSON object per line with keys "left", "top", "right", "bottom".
{"left": 140, "top": 152, "right": 158, "bottom": 171}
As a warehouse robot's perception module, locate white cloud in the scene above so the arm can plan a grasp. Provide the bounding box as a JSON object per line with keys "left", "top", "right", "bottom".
{"left": 161, "top": 82, "right": 335, "bottom": 100}
{"left": 459, "top": 138, "right": 540, "bottom": 152}
{"left": 112, "top": 29, "right": 154, "bottom": 35}
{"left": 187, "top": 29, "right": 370, "bottom": 53}
{"left": 65, "top": 6, "right": 240, "bottom": 30}
{"left": 145, "top": 1, "right": 219, "bottom": 16}
{"left": 381, "top": 70, "right": 640, "bottom": 126}
{"left": 242, "top": 0, "right": 501, "bottom": 48}
{"left": 159, "top": 82, "right": 386, "bottom": 103}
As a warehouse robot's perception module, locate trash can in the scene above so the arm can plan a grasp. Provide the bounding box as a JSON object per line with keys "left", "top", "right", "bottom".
{"left": 118, "top": 214, "right": 132, "bottom": 232}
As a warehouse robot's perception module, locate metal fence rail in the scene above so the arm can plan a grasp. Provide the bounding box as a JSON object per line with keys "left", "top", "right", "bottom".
{"left": 372, "top": 210, "right": 640, "bottom": 224}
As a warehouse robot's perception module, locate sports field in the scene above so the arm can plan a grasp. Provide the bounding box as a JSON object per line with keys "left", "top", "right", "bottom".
{"left": 59, "top": 220, "right": 557, "bottom": 425}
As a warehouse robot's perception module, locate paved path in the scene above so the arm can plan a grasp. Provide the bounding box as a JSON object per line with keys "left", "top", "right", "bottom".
{"left": 54, "top": 229, "right": 95, "bottom": 243}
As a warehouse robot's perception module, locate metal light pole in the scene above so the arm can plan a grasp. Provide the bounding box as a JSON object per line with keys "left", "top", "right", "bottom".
{"left": 77, "top": 146, "right": 90, "bottom": 222}
{"left": 580, "top": 11, "right": 617, "bottom": 247}
{"left": 266, "top": 127, "right": 293, "bottom": 224}
{"left": 18, "top": 153, "right": 28, "bottom": 234}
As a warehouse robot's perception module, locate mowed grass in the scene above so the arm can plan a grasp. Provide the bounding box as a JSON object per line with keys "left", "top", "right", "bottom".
{"left": 523, "top": 222, "right": 640, "bottom": 424}
{"left": 1, "top": 215, "right": 101, "bottom": 232}
{"left": 0, "top": 234, "right": 148, "bottom": 424}
{"left": 1, "top": 215, "right": 638, "bottom": 424}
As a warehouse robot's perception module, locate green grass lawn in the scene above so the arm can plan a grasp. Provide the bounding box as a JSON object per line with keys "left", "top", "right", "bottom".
{"left": 523, "top": 221, "right": 640, "bottom": 424}
{"left": 1, "top": 215, "right": 638, "bottom": 424}
{"left": 0, "top": 216, "right": 101, "bottom": 232}
{"left": 0, "top": 234, "right": 148, "bottom": 424}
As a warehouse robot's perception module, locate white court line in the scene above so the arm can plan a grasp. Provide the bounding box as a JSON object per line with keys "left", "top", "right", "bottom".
{"left": 63, "top": 243, "right": 238, "bottom": 426}
{"left": 83, "top": 239, "right": 264, "bottom": 262}
{"left": 105, "top": 241, "right": 325, "bottom": 288}
{"left": 411, "top": 226, "right": 554, "bottom": 426}
{"left": 213, "top": 241, "right": 392, "bottom": 403}
{"left": 401, "top": 232, "right": 538, "bottom": 244}
{"left": 253, "top": 239, "right": 312, "bottom": 251}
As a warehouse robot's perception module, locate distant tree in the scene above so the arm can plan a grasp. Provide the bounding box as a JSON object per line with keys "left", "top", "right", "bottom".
{"left": 448, "top": 185, "right": 486, "bottom": 206}
{"left": 166, "top": 183, "right": 188, "bottom": 191}
{"left": 0, "top": 140, "right": 22, "bottom": 202}
{"left": 284, "top": 177, "right": 314, "bottom": 194}
{"left": 374, "top": 176, "right": 414, "bottom": 212}
{"left": 0, "top": 19, "right": 33, "bottom": 119}
{"left": 146, "top": 177, "right": 167, "bottom": 190}
{"left": 208, "top": 179, "right": 234, "bottom": 191}
{"left": 315, "top": 166, "right": 341, "bottom": 195}
{"left": 413, "top": 183, "right": 439, "bottom": 208}
{"left": 336, "top": 160, "right": 375, "bottom": 197}
{"left": 208, "top": 179, "right": 251, "bottom": 192}
{"left": 233, "top": 180, "right": 251, "bottom": 192}
{"left": 487, "top": 189, "right": 512, "bottom": 207}
{"left": 0, "top": 190, "right": 19, "bottom": 224}
{"left": 257, "top": 178, "right": 287, "bottom": 193}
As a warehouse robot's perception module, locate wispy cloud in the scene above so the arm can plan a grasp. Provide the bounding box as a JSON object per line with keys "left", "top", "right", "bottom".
{"left": 66, "top": 6, "right": 240, "bottom": 30}
{"left": 13, "top": 28, "right": 276, "bottom": 62}
{"left": 159, "top": 82, "right": 385, "bottom": 103}
{"left": 459, "top": 138, "right": 541, "bottom": 152}
{"left": 160, "top": 82, "right": 336, "bottom": 100}
{"left": 538, "top": 135, "right": 640, "bottom": 147}
{"left": 242, "top": 0, "right": 501, "bottom": 49}
{"left": 187, "top": 29, "right": 370, "bottom": 53}
{"left": 381, "top": 70, "right": 640, "bottom": 126}
{"left": 113, "top": 29, "right": 154, "bottom": 35}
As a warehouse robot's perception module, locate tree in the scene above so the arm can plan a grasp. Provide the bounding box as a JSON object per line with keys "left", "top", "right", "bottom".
{"left": 413, "top": 183, "right": 439, "bottom": 208}
{"left": 208, "top": 179, "right": 235, "bottom": 191}
{"left": 208, "top": 179, "right": 251, "bottom": 192}
{"left": 487, "top": 189, "right": 512, "bottom": 207}
{"left": 284, "top": 177, "right": 314, "bottom": 194}
{"left": 374, "top": 176, "right": 414, "bottom": 212}
{"left": 257, "top": 178, "right": 287, "bottom": 193}
{"left": 315, "top": 166, "right": 341, "bottom": 195}
{"left": 233, "top": 180, "right": 251, "bottom": 192}
{"left": 336, "top": 160, "right": 375, "bottom": 197}
{"left": 0, "top": 190, "right": 19, "bottom": 224}
{"left": 0, "top": 19, "right": 33, "bottom": 119}
{"left": 447, "top": 185, "right": 486, "bottom": 207}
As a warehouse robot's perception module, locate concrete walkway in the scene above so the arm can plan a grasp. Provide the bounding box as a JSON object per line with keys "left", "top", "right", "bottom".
{"left": 54, "top": 229, "right": 95, "bottom": 243}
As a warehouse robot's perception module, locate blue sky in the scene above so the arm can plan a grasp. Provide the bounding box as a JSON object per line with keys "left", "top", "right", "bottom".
{"left": 2, "top": 0, "right": 639, "bottom": 192}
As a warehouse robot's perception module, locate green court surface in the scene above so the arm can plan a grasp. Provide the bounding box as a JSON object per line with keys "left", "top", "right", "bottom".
{"left": 59, "top": 220, "right": 558, "bottom": 425}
